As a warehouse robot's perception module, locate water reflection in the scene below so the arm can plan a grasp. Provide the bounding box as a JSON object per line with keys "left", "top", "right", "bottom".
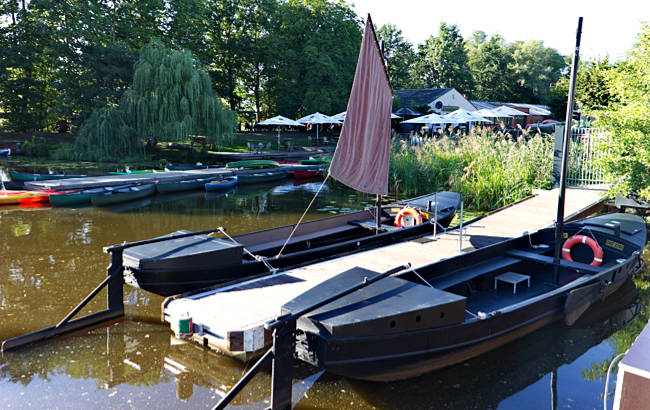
{"left": 0, "top": 278, "right": 642, "bottom": 409}
{"left": 1, "top": 167, "right": 649, "bottom": 408}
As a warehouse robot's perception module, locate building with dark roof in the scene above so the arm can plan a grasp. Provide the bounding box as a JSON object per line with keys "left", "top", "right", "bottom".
{"left": 394, "top": 88, "right": 476, "bottom": 113}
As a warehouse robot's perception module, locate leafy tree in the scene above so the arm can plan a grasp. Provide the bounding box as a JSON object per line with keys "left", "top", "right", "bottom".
{"left": 0, "top": 0, "right": 59, "bottom": 131}
{"left": 576, "top": 57, "right": 617, "bottom": 112}
{"left": 376, "top": 24, "right": 418, "bottom": 90}
{"left": 264, "top": 0, "right": 361, "bottom": 118}
{"left": 75, "top": 40, "right": 235, "bottom": 161}
{"left": 466, "top": 31, "right": 515, "bottom": 101}
{"left": 596, "top": 23, "right": 650, "bottom": 197}
{"left": 414, "top": 23, "right": 473, "bottom": 94}
{"left": 508, "top": 40, "right": 565, "bottom": 103}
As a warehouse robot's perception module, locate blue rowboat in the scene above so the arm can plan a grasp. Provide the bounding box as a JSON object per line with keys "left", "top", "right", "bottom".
{"left": 205, "top": 176, "right": 238, "bottom": 191}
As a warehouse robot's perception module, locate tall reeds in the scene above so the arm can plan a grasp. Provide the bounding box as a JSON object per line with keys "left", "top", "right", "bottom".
{"left": 389, "top": 128, "right": 554, "bottom": 211}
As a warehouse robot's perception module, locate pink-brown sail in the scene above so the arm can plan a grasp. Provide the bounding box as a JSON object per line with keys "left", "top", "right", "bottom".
{"left": 328, "top": 15, "right": 393, "bottom": 195}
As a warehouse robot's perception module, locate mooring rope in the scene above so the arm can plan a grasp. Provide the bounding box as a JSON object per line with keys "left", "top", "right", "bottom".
{"left": 216, "top": 227, "right": 278, "bottom": 274}
{"left": 275, "top": 173, "right": 331, "bottom": 258}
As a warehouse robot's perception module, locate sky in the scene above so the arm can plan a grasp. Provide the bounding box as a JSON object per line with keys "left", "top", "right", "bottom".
{"left": 345, "top": 0, "right": 650, "bottom": 60}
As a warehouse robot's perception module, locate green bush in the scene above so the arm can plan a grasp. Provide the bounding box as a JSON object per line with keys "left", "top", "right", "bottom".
{"left": 52, "top": 142, "right": 77, "bottom": 160}
{"left": 21, "top": 136, "right": 50, "bottom": 157}
{"left": 389, "top": 128, "right": 554, "bottom": 211}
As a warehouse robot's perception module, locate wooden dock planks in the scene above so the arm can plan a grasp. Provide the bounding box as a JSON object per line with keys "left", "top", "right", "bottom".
{"left": 163, "top": 187, "right": 606, "bottom": 359}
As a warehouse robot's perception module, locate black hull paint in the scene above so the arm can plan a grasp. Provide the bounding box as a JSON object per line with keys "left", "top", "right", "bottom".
{"left": 291, "top": 213, "right": 646, "bottom": 382}
{"left": 125, "top": 194, "right": 460, "bottom": 296}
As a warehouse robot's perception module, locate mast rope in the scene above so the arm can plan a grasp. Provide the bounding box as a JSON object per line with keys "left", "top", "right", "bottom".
{"left": 275, "top": 173, "right": 331, "bottom": 258}
{"left": 215, "top": 227, "right": 278, "bottom": 274}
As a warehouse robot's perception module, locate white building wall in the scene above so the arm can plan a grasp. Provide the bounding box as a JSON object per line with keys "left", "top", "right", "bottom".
{"left": 428, "top": 89, "right": 476, "bottom": 112}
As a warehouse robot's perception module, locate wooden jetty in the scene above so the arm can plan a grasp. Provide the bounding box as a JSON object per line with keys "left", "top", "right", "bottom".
{"left": 613, "top": 319, "right": 650, "bottom": 410}
{"left": 162, "top": 187, "right": 606, "bottom": 359}
{"left": 22, "top": 164, "right": 326, "bottom": 191}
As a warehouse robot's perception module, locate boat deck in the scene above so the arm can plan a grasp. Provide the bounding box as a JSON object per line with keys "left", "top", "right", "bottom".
{"left": 22, "top": 164, "right": 326, "bottom": 191}
{"left": 162, "top": 187, "right": 606, "bottom": 359}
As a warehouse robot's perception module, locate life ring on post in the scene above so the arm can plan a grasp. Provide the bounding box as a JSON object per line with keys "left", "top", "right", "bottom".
{"left": 394, "top": 206, "right": 423, "bottom": 228}
{"left": 561, "top": 235, "right": 603, "bottom": 266}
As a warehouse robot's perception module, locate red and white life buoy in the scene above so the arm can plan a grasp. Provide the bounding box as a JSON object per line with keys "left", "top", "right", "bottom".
{"left": 562, "top": 234, "right": 603, "bottom": 266}
{"left": 394, "top": 207, "right": 423, "bottom": 228}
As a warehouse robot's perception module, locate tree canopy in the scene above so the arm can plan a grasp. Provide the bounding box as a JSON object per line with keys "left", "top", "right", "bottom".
{"left": 0, "top": 0, "right": 611, "bottom": 135}
{"left": 595, "top": 24, "right": 650, "bottom": 198}
{"left": 74, "top": 40, "right": 235, "bottom": 161}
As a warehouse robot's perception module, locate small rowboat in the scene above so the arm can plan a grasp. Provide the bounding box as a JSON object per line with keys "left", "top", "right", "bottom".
{"left": 91, "top": 184, "right": 156, "bottom": 206}
{"left": 156, "top": 178, "right": 213, "bottom": 194}
{"left": 0, "top": 148, "right": 10, "bottom": 157}
{"left": 205, "top": 176, "right": 238, "bottom": 191}
{"left": 0, "top": 189, "right": 52, "bottom": 205}
{"left": 300, "top": 157, "right": 330, "bottom": 165}
{"left": 237, "top": 170, "right": 286, "bottom": 185}
{"left": 293, "top": 169, "right": 323, "bottom": 179}
{"left": 10, "top": 170, "right": 87, "bottom": 182}
{"left": 225, "top": 160, "right": 280, "bottom": 169}
{"left": 107, "top": 169, "right": 161, "bottom": 175}
{"left": 49, "top": 185, "right": 134, "bottom": 207}
{"left": 165, "top": 164, "right": 207, "bottom": 171}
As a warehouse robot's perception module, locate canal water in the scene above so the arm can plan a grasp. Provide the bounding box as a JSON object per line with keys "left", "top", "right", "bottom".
{"left": 0, "top": 174, "right": 648, "bottom": 409}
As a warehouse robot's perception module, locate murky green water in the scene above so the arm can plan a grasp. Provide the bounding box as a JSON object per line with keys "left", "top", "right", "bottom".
{"left": 1, "top": 172, "right": 648, "bottom": 409}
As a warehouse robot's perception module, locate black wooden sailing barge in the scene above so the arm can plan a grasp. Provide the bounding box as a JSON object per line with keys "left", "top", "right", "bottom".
{"left": 121, "top": 191, "right": 461, "bottom": 296}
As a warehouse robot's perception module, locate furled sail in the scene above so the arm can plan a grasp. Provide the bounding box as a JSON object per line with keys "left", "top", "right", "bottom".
{"left": 328, "top": 15, "right": 393, "bottom": 196}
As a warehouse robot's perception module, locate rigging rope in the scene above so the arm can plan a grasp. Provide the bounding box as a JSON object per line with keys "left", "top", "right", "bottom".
{"left": 275, "top": 173, "right": 331, "bottom": 258}
{"left": 216, "top": 227, "right": 278, "bottom": 274}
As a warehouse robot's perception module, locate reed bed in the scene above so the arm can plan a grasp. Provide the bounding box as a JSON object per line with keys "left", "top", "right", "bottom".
{"left": 389, "top": 129, "right": 554, "bottom": 211}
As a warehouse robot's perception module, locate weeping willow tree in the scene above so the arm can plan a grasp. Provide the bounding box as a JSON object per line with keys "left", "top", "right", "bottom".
{"left": 75, "top": 39, "right": 235, "bottom": 161}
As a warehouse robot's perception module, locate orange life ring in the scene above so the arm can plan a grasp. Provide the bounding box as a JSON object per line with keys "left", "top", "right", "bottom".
{"left": 394, "top": 207, "right": 423, "bottom": 228}
{"left": 561, "top": 234, "right": 603, "bottom": 266}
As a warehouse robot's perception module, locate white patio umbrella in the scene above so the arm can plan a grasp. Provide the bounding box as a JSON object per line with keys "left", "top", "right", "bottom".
{"left": 490, "top": 105, "right": 529, "bottom": 117}
{"left": 330, "top": 111, "right": 401, "bottom": 122}
{"left": 296, "top": 112, "right": 342, "bottom": 145}
{"left": 474, "top": 108, "right": 505, "bottom": 118}
{"left": 403, "top": 112, "right": 462, "bottom": 137}
{"left": 257, "top": 115, "right": 304, "bottom": 150}
{"left": 445, "top": 108, "right": 492, "bottom": 123}
{"left": 402, "top": 112, "right": 451, "bottom": 124}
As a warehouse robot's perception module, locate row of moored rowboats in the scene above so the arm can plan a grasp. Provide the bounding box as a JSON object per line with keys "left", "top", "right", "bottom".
{"left": 1, "top": 158, "right": 328, "bottom": 207}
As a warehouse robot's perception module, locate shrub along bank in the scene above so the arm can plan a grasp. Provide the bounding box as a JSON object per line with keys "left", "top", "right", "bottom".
{"left": 389, "top": 129, "right": 554, "bottom": 211}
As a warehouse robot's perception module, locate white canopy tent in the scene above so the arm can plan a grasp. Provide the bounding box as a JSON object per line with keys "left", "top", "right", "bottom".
{"left": 296, "top": 112, "right": 341, "bottom": 145}
{"left": 257, "top": 115, "right": 304, "bottom": 150}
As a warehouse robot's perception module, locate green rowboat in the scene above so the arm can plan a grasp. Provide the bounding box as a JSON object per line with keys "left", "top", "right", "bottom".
{"left": 107, "top": 169, "right": 161, "bottom": 175}
{"left": 225, "top": 160, "right": 280, "bottom": 169}
{"left": 299, "top": 158, "right": 330, "bottom": 165}
{"left": 10, "top": 170, "right": 87, "bottom": 182}
{"left": 91, "top": 184, "right": 156, "bottom": 206}
{"left": 237, "top": 170, "right": 286, "bottom": 185}
{"left": 49, "top": 185, "right": 135, "bottom": 207}
{"left": 156, "top": 178, "right": 213, "bottom": 194}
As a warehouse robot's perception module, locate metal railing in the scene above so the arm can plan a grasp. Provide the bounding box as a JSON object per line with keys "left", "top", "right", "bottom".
{"left": 566, "top": 127, "right": 609, "bottom": 186}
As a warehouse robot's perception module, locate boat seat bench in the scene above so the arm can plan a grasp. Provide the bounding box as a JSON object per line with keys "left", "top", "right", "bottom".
{"left": 429, "top": 256, "right": 523, "bottom": 290}
{"left": 504, "top": 249, "right": 603, "bottom": 273}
